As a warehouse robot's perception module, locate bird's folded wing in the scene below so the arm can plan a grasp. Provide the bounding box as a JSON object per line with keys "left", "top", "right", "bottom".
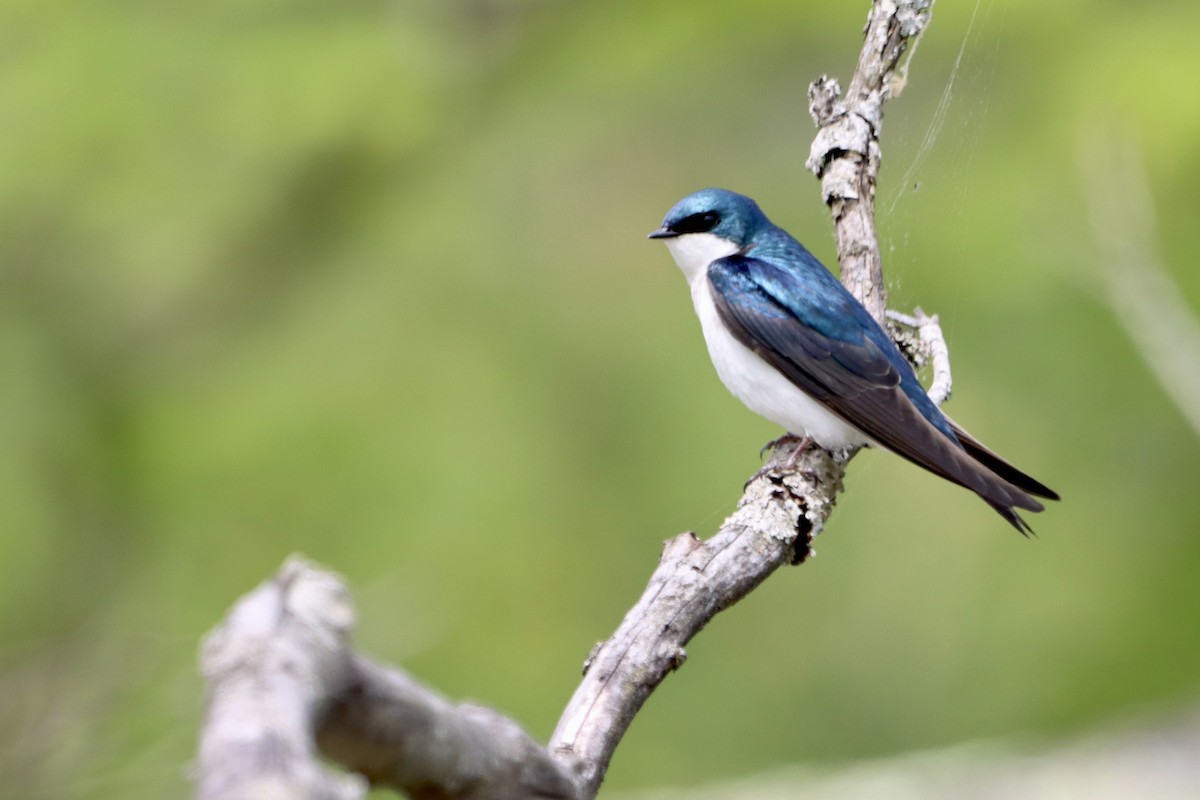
{"left": 706, "top": 256, "right": 1044, "bottom": 515}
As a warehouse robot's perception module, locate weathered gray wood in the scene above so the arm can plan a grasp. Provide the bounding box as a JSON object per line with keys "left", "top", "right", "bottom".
{"left": 548, "top": 4, "right": 935, "bottom": 794}
{"left": 193, "top": 4, "right": 937, "bottom": 798}
{"left": 194, "top": 557, "right": 577, "bottom": 800}
{"left": 549, "top": 446, "right": 848, "bottom": 796}
{"left": 808, "top": 0, "right": 933, "bottom": 325}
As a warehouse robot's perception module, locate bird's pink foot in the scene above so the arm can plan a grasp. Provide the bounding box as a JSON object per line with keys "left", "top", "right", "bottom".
{"left": 747, "top": 434, "right": 818, "bottom": 488}
{"left": 760, "top": 433, "right": 806, "bottom": 460}
{"left": 783, "top": 435, "right": 816, "bottom": 468}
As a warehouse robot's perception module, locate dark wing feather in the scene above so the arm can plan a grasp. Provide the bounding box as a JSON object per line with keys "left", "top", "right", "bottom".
{"left": 945, "top": 418, "right": 1060, "bottom": 501}
{"left": 707, "top": 256, "right": 1050, "bottom": 534}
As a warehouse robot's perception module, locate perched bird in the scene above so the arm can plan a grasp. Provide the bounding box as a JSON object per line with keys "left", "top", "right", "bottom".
{"left": 649, "top": 188, "right": 1058, "bottom": 534}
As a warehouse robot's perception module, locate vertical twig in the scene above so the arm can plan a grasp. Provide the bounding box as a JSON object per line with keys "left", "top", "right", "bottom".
{"left": 807, "top": 0, "right": 933, "bottom": 322}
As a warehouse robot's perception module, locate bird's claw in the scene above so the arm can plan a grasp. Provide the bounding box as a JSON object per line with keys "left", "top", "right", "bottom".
{"left": 760, "top": 433, "right": 805, "bottom": 460}
{"left": 746, "top": 436, "right": 819, "bottom": 489}
{"left": 760, "top": 434, "right": 816, "bottom": 467}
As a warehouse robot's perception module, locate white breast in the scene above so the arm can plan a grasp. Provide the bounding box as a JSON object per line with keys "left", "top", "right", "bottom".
{"left": 688, "top": 271, "right": 867, "bottom": 450}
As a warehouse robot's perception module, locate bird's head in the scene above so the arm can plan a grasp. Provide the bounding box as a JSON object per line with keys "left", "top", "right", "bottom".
{"left": 649, "top": 188, "right": 769, "bottom": 281}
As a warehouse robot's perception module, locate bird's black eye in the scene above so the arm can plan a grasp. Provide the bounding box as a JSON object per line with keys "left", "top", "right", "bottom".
{"left": 674, "top": 211, "right": 720, "bottom": 234}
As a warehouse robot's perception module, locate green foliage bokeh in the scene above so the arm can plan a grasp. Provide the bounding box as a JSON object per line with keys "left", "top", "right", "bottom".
{"left": 2, "top": 1, "right": 1199, "bottom": 797}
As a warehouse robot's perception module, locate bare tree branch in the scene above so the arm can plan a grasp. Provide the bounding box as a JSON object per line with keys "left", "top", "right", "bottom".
{"left": 194, "top": 3, "right": 941, "bottom": 798}
{"left": 888, "top": 307, "right": 953, "bottom": 407}
{"left": 549, "top": 2, "right": 935, "bottom": 795}
{"left": 194, "top": 557, "right": 578, "bottom": 800}
{"left": 195, "top": 557, "right": 365, "bottom": 800}
{"left": 807, "top": 0, "right": 933, "bottom": 326}
{"left": 549, "top": 447, "right": 846, "bottom": 796}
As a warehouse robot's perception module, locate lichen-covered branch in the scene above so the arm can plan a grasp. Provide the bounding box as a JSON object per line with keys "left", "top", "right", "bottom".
{"left": 548, "top": 3, "right": 935, "bottom": 795}
{"left": 193, "top": 4, "right": 941, "bottom": 799}
{"left": 807, "top": 0, "right": 933, "bottom": 325}
{"left": 193, "top": 557, "right": 577, "bottom": 800}
{"left": 888, "top": 307, "right": 953, "bottom": 407}
{"left": 549, "top": 446, "right": 845, "bottom": 796}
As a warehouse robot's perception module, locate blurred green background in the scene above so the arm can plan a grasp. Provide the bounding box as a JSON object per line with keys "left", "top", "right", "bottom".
{"left": 3, "top": 0, "right": 1199, "bottom": 797}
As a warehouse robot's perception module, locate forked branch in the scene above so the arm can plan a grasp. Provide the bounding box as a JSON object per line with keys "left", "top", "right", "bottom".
{"left": 193, "top": 3, "right": 938, "bottom": 798}
{"left": 548, "top": 1, "right": 936, "bottom": 794}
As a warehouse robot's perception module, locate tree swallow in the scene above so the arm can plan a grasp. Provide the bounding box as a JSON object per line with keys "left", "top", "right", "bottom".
{"left": 650, "top": 188, "right": 1058, "bottom": 533}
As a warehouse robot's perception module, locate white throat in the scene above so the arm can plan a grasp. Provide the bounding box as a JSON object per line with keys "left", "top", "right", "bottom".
{"left": 662, "top": 232, "right": 740, "bottom": 284}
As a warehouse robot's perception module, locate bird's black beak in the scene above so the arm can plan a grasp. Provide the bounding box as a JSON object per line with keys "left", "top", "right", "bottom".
{"left": 648, "top": 227, "right": 678, "bottom": 239}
